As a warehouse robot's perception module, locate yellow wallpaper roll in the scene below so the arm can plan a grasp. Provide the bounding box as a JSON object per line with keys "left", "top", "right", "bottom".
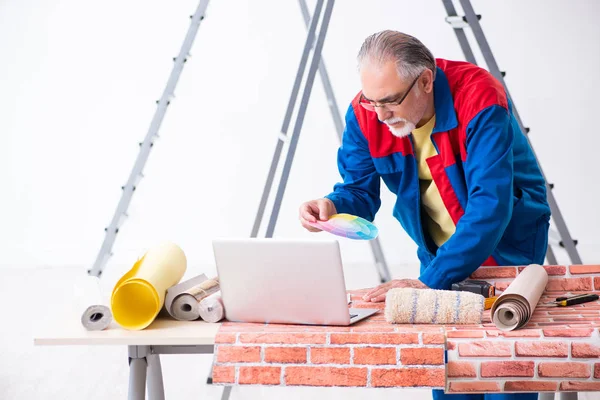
{"left": 111, "top": 242, "right": 187, "bottom": 330}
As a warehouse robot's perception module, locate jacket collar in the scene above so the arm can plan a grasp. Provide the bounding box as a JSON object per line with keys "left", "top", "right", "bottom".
{"left": 432, "top": 67, "right": 458, "bottom": 133}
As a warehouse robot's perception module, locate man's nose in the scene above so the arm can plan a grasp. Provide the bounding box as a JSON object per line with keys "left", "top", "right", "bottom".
{"left": 375, "top": 106, "right": 392, "bottom": 122}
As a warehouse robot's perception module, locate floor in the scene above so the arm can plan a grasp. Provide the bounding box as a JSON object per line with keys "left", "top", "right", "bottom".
{"left": 3, "top": 264, "right": 599, "bottom": 399}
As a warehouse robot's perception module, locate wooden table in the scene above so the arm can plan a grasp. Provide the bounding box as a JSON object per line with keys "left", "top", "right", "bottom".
{"left": 34, "top": 308, "right": 226, "bottom": 400}
{"left": 34, "top": 264, "right": 600, "bottom": 400}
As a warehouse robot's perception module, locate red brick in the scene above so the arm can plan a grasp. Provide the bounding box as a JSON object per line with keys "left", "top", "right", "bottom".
{"left": 447, "top": 341, "right": 457, "bottom": 350}
{"left": 595, "top": 363, "right": 600, "bottom": 378}
{"left": 239, "top": 333, "right": 326, "bottom": 344}
{"left": 471, "top": 267, "right": 517, "bottom": 279}
{"left": 371, "top": 367, "right": 445, "bottom": 387}
{"left": 543, "top": 328, "right": 593, "bottom": 337}
{"left": 353, "top": 347, "right": 396, "bottom": 365}
{"left": 353, "top": 302, "right": 385, "bottom": 310}
{"left": 486, "top": 330, "right": 541, "bottom": 338}
{"left": 595, "top": 277, "right": 600, "bottom": 290}
{"left": 263, "top": 324, "right": 307, "bottom": 332}
{"left": 310, "top": 347, "right": 350, "bottom": 364}
{"left": 560, "top": 382, "right": 600, "bottom": 391}
{"left": 515, "top": 341, "right": 568, "bottom": 357}
{"left": 538, "top": 362, "right": 591, "bottom": 378}
{"left": 216, "top": 346, "right": 261, "bottom": 363}
{"left": 481, "top": 361, "right": 534, "bottom": 377}
{"left": 458, "top": 341, "right": 512, "bottom": 357}
{"left": 330, "top": 333, "right": 418, "bottom": 345}
{"left": 212, "top": 366, "right": 235, "bottom": 383}
{"left": 423, "top": 333, "right": 446, "bottom": 344}
{"left": 447, "top": 330, "right": 485, "bottom": 338}
{"left": 239, "top": 366, "right": 281, "bottom": 385}
{"left": 447, "top": 361, "right": 477, "bottom": 377}
{"left": 572, "top": 342, "right": 600, "bottom": 358}
{"left": 547, "top": 311, "right": 599, "bottom": 316}
{"left": 350, "top": 323, "right": 395, "bottom": 332}
{"left": 495, "top": 281, "right": 511, "bottom": 291}
{"left": 284, "top": 366, "right": 367, "bottom": 387}
{"left": 569, "top": 265, "right": 600, "bottom": 274}
{"left": 215, "top": 333, "right": 236, "bottom": 344}
{"left": 300, "top": 326, "right": 351, "bottom": 332}
{"left": 264, "top": 347, "right": 306, "bottom": 364}
{"left": 401, "top": 348, "right": 444, "bottom": 365}
{"left": 519, "top": 265, "right": 567, "bottom": 276}
{"left": 549, "top": 317, "right": 587, "bottom": 322}
{"left": 448, "top": 382, "right": 501, "bottom": 393}
{"left": 504, "top": 381, "right": 559, "bottom": 392}
{"left": 546, "top": 277, "right": 593, "bottom": 292}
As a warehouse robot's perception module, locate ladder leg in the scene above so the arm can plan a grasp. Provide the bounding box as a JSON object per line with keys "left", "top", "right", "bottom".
{"left": 298, "top": 0, "right": 391, "bottom": 282}
{"left": 251, "top": 0, "right": 325, "bottom": 238}
{"left": 445, "top": 0, "right": 582, "bottom": 265}
{"left": 88, "top": 0, "right": 211, "bottom": 277}
{"left": 441, "top": 0, "right": 477, "bottom": 64}
{"left": 265, "top": 0, "right": 335, "bottom": 238}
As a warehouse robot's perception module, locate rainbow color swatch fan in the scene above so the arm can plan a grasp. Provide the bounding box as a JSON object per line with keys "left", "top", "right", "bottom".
{"left": 308, "top": 213, "right": 379, "bottom": 240}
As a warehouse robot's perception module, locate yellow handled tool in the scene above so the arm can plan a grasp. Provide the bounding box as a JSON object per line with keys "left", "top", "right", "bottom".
{"left": 545, "top": 293, "right": 599, "bottom": 307}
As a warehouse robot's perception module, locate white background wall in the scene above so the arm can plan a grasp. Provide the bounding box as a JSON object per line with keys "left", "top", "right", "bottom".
{"left": 1, "top": 0, "right": 599, "bottom": 280}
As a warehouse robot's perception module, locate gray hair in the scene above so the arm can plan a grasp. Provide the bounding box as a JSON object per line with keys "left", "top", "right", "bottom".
{"left": 357, "top": 30, "right": 436, "bottom": 81}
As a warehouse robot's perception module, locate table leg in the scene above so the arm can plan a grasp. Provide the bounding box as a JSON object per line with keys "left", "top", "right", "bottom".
{"left": 559, "top": 393, "right": 578, "bottom": 400}
{"left": 128, "top": 346, "right": 148, "bottom": 400}
{"left": 147, "top": 353, "right": 166, "bottom": 400}
{"left": 221, "top": 386, "right": 232, "bottom": 400}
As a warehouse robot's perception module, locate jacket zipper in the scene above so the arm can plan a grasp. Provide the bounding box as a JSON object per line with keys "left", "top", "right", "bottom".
{"left": 408, "top": 134, "right": 434, "bottom": 256}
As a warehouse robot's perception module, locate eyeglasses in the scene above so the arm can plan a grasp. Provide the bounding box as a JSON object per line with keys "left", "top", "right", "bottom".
{"left": 359, "top": 73, "right": 421, "bottom": 112}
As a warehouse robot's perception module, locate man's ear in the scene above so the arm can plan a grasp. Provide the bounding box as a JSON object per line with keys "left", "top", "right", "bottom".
{"left": 421, "top": 69, "right": 434, "bottom": 94}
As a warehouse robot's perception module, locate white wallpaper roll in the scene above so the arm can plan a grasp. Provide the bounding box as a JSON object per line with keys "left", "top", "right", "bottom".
{"left": 198, "top": 293, "right": 225, "bottom": 323}
{"left": 75, "top": 275, "right": 112, "bottom": 331}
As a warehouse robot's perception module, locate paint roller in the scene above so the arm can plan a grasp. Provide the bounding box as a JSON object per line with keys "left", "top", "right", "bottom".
{"left": 385, "top": 287, "right": 485, "bottom": 324}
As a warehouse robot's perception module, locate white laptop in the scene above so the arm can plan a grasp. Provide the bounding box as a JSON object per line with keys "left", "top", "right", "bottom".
{"left": 212, "top": 238, "right": 379, "bottom": 326}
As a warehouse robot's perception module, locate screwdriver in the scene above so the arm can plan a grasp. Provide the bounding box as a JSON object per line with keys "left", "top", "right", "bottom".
{"left": 548, "top": 293, "right": 599, "bottom": 307}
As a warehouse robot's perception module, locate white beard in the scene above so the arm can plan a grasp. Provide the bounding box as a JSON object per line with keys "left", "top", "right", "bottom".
{"left": 384, "top": 117, "right": 416, "bottom": 138}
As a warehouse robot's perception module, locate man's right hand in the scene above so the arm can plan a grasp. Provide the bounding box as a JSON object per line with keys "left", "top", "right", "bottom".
{"left": 299, "top": 198, "right": 337, "bottom": 232}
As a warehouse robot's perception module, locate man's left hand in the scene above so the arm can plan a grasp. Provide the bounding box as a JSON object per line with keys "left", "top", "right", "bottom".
{"left": 362, "top": 279, "right": 429, "bottom": 303}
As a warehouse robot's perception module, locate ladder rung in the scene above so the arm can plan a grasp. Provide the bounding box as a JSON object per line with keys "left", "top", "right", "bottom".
{"left": 445, "top": 14, "right": 481, "bottom": 28}
{"left": 559, "top": 239, "right": 578, "bottom": 248}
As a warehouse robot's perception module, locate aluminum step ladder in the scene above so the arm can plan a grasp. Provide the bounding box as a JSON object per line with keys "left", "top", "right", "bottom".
{"left": 251, "top": 0, "right": 392, "bottom": 283}
{"left": 442, "top": 0, "right": 582, "bottom": 266}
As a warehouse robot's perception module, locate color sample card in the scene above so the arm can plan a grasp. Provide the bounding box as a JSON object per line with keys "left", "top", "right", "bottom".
{"left": 308, "top": 213, "right": 379, "bottom": 240}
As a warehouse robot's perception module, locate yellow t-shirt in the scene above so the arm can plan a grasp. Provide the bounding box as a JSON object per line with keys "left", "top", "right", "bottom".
{"left": 411, "top": 115, "right": 456, "bottom": 247}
